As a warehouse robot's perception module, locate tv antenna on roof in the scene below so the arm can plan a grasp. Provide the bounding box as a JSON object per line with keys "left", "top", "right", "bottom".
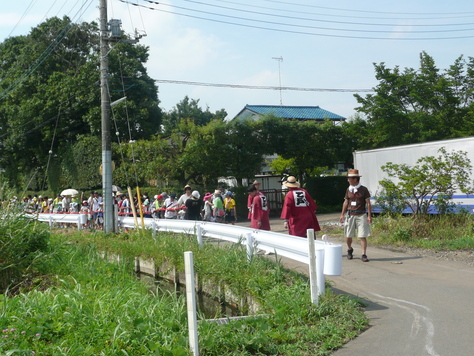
{"left": 272, "top": 56, "right": 283, "bottom": 106}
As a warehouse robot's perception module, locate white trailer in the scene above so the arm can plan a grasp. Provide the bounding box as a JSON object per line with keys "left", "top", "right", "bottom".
{"left": 353, "top": 136, "right": 474, "bottom": 213}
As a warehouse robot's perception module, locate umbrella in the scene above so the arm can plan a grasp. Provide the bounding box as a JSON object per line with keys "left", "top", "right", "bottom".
{"left": 112, "top": 185, "right": 122, "bottom": 192}
{"left": 61, "top": 188, "right": 79, "bottom": 196}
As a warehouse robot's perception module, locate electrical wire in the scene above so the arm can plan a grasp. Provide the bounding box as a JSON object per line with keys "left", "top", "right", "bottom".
{"left": 42, "top": 107, "right": 62, "bottom": 190}
{"left": 145, "top": 1, "right": 474, "bottom": 34}
{"left": 118, "top": 0, "right": 474, "bottom": 40}
{"left": 6, "top": 0, "right": 38, "bottom": 38}
{"left": 262, "top": 0, "right": 474, "bottom": 16}
{"left": 154, "top": 79, "right": 374, "bottom": 92}
{"left": 116, "top": 52, "right": 140, "bottom": 187}
{"left": 0, "top": 0, "right": 95, "bottom": 101}
{"left": 178, "top": 0, "right": 474, "bottom": 28}
{"left": 191, "top": 0, "right": 474, "bottom": 21}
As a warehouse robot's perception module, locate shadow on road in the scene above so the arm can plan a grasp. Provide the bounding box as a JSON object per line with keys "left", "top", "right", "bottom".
{"left": 330, "top": 286, "right": 388, "bottom": 312}
{"left": 365, "top": 256, "right": 422, "bottom": 262}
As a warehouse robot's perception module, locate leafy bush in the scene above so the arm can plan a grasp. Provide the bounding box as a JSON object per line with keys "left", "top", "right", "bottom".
{"left": 379, "top": 148, "right": 473, "bottom": 214}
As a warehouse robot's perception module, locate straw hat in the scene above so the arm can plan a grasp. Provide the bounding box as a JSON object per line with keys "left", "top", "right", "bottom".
{"left": 347, "top": 169, "right": 362, "bottom": 177}
{"left": 283, "top": 176, "right": 300, "bottom": 188}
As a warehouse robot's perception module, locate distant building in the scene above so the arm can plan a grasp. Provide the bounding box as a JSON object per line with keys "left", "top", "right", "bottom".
{"left": 232, "top": 104, "right": 346, "bottom": 124}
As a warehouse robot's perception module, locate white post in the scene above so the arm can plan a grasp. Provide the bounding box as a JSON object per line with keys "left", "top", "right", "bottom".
{"left": 315, "top": 248, "right": 325, "bottom": 296}
{"left": 196, "top": 224, "right": 203, "bottom": 248}
{"left": 184, "top": 251, "right": 199, "bottom": 356}
{"left": 307, "top": 229, "right": 319, "bottom": 305}
{"left": 76, "top": 214, "right": 82, "bottom": 230}
{"left": 246, "top": 232, "right": 254, "bottom": 262}
{"left": 151, "top": 220, "right": 157, "bottom": 238}
{"left": 49, "top": 214, "right": 53, "bottom": 228}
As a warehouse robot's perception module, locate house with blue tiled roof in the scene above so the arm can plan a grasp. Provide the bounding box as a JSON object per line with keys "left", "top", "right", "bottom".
{"left": 232, "top": 105, "right": 346, "bottom": 123}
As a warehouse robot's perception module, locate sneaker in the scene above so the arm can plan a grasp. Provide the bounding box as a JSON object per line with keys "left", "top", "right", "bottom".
{"left": 347, "top": 248, "right": 354, "bottom": 260}
{"left": 361, "top": 254, "right": 369, "bottom": 262}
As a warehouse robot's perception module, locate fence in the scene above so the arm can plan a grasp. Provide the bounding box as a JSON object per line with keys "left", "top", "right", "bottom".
{"left": 26, "top": 212, "right": 343, "bottom": 298}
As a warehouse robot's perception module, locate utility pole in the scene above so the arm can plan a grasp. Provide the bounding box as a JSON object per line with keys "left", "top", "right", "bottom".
{"left": 99, "top": 1, "right": 143, "bottom": 233}
{"left": 272, "top": 56, "right": 283, "bottom": 105}
{"left": 99, "top": 0, "right": 113, "bottom": 233}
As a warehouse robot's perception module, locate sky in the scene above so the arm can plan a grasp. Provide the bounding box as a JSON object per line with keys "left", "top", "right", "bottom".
{"left": 1, "top": 0, "right": 474, "bottom": 121}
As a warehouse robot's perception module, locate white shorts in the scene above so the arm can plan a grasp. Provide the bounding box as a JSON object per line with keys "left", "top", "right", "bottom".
{"left": 344, "top": 214, "right": 370, "bottom": 238}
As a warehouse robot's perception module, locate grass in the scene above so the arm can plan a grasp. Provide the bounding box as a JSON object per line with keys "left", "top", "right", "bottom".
{"left": 1, "top": 224, "right": 369, "bottom": 355}
{"left": 323, "top": 213, "right": 474, "bottom": 251}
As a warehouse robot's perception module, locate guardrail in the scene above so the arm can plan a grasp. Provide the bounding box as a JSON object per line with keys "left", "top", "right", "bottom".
{"left": 26, "top": 211, "right": 87, "bottom": 229}
{"left": 26, "top": 212, "right": 343, "bottom": 300}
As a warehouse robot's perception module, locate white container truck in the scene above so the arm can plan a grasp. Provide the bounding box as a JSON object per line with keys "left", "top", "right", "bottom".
{"left": 353, "top": 136, "right": 474, "bottom": 213}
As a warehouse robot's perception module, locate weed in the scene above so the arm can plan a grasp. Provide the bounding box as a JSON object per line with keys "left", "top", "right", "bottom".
{"left": 1, "top": 227, "right": 369, "bottom": 355}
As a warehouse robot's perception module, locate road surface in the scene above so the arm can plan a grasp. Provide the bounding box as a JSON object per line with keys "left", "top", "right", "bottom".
{"left": 237, "top": 214, "right": 474, "bottom": 355}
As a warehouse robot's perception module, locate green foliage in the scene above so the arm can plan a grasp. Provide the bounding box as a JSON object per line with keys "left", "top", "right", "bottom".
{"left": 255, "top": 116, "right": 351, "bottom": 180}
{"left": 379, "top": 147, "right": 473, "bottom": 214}
{"left": 355, "top": 52, "right": 474, "bottom": 148}
{"left": 0, "top": 16, "right": 161, "bottom": 190}
{"left": 0, "top": 230, "right": 368, "bottom": 355}
{"left": 305, "top": 176, "right": 348, "bottom": 212}
{"left": 374, "top": 187, "right": 406, "bottom": 216}
{"left": 371, "top": 214, "right": 474, "bottom": 250}
{"left": 161, "top": 96, "right": 226, "bottom": 135}
{"left": 0, "top": 216, "right": 50, "bottom": 292}
{"left": 268, "top": 156, "right": 295, "bottom": 175}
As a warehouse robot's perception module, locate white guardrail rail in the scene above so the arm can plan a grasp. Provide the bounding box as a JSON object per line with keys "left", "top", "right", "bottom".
{"left": 26, "top": 212, "right": 342, "bottom": 299}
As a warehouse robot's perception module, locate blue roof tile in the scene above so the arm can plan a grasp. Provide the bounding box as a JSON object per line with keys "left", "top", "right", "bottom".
{"left": 233, "top": 105, "right": 345, "bottom": 121}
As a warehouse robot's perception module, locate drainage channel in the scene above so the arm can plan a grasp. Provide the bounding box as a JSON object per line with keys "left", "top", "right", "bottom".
{"left": 139, "top": 273, "right": 244, "bottom": 321}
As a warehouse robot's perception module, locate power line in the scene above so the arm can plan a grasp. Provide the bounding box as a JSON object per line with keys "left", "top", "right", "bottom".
{"left": 0, "top": 0, "right": 95, "bottom": 101}
{"left": 154, "top": 79, "right": 374, "bottom": 92}
{"left": 180, "top": 0, "right": 474, "bottom": 28}
{"left": 152, "top": 1, "right": 474, "bottom": 34}
{"left": 199, "top": 0, "right": 474, "bottom": 21}
{"left": 262, "top": 0, "right": 474, "bottom": 16}
{"left": 120, "top": 0, "right": 474, "bottom": 40}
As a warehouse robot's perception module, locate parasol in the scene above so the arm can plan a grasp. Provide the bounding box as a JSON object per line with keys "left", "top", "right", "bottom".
{"left": 60, "top": 188, "right": 79, "bottom": 196}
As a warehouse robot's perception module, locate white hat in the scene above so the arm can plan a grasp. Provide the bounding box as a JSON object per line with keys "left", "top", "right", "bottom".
{"left": 192, "top": 190, "right": 200, "bottom": 199}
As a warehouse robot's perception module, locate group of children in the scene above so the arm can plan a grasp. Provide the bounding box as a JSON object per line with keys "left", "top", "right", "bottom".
{"left": 116, "top": 185, "right": 237, "bottom": 224}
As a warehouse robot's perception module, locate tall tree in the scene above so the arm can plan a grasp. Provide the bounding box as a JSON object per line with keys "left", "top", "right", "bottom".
{"left": 161, "top": 96, "right": 227, "bottom": 135}
{"left": 354, "top": 52, "right": 474, "bottom": 148}
{"left": 0, "top": 16, "right": 161, "bottom": 189}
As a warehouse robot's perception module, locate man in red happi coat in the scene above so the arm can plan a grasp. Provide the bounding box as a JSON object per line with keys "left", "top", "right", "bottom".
{"left": 280, "top": 176, "right": 320, "bottom": 238}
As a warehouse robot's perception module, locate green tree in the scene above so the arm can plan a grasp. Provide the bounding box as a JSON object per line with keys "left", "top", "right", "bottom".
{"left": 0, "top": 16, "right": 161, "bottom": 189}
{"left": 225, "top": 119, "right": 266, "bottom": 186}
{"left": 161, "top": 96, "right": 226, "bottom": 135}
{"left": 378, "top": 147, "right": 473, "bottom": 214}
{"left": 354, "top": 52, "right": 474, "bottom": 148}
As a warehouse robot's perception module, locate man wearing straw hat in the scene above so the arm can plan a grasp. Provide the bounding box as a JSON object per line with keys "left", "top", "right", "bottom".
{"left": 339, "top": 169, "right": 372, "bottom": 262}
{"left": 280, "top": 176, "right": 320, "bottom": 237}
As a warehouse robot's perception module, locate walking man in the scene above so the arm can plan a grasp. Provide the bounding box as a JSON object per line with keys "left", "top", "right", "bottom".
{"left": 280, "top": 176, "right": 320, "bottom": 237}
{"left": 340, "top": 169, "right": 372, "bottom": 262}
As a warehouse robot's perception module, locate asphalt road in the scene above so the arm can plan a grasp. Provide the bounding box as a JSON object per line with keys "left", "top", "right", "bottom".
{"left": 237, "top": 214, "right": 474, "bottom": 356}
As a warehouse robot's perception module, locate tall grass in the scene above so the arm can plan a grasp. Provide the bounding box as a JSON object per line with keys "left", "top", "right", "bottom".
{"left": 371, "top": 214, "right": 474, "bottom": 250}
{"left": 0, "top": 215, "right": 51, "bottom": 293}
{"left": 1, "top": 228, "right": 368, "bottom": 355}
